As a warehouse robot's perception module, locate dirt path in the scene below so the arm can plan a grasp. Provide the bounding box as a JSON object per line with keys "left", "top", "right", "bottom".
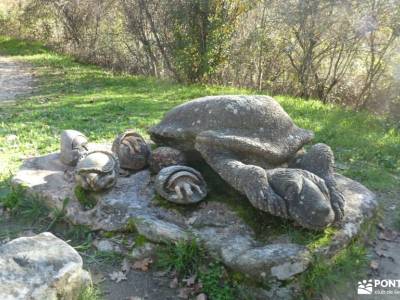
{"left": 0, "top": 56, "right": 34, "bottom": 103}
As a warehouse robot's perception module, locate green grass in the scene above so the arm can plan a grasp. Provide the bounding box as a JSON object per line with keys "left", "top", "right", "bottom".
{"left": 156, "top": 239, "right": 205, "bottom": 277}
{"left": 77, "top": 284, "right": 103, "bottom": 300}
{"left": 156, "top": 240, "right": 237, "bottom": 299}
{"left": 74, "top": 186, "right": 97, "bottom": 209}
{"left": 299, "top": 241, "right": 369, "bottom": 299}
{"left": 199, "top": 263, "right": 236, "bottom": 300}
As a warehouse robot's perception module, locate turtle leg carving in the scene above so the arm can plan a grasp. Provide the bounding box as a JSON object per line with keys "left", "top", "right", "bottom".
{"left": 291, "top": 143, "right": 345, "bottom": 221}
{"left": 196, "top": 141, "right": 335, "bottom": 229}
{"left": 195, "top": 142, "right": 288, "bottom": 218}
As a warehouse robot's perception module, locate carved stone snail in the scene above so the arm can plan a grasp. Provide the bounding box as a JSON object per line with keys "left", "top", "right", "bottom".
{"left": 75, "top": 150, "right": 119, "bottom": 192}
{"left": 60, "top": 130, "right": 88, "bottom": 166}
{"left": 149, "top": 147, "right": 187, "bottom": 174}
{"left": 112, "top": 130, "right": 150, "bottom": 171}
{"left": 155, "top": 165, "right": 207, "bottom": 204}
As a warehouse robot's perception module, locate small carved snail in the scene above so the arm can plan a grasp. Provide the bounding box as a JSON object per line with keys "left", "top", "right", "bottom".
{"left": 60, "top": 130, "right": 88, "bottom": 166}
{"left": 155, "top": 165, "right": 207, "bottom": 204}
{"left": 75, "top": 150, "right": 119, "bottom": 192}
{"left": 149, "top": 147, "right": 187, "bottom": 174}
{"left": 112, "top": 130, "right": 150, "bottom": 171}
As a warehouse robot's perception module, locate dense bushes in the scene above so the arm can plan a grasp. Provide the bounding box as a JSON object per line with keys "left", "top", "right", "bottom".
{"left": 1, "top": 0, "right": 399, "bottom": 114}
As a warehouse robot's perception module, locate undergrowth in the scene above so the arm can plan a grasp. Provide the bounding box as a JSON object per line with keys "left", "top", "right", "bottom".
{"left": 300, "top": 241, "right": 369, "bottom": 299}
{"left": 156, "top": 239, "right": 238, "bottom": 299}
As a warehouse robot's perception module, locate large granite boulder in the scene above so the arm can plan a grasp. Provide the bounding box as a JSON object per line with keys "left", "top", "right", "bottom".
{"left": 0, "top": 232, "right": 90, "bottom": 300}
{"left": 12, "top": 147, "right": 377, "bottom": 288}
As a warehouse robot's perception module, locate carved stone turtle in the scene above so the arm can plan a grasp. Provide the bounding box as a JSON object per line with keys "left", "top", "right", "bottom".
{"left": 155, "top": 165, "right": 207, "bottom": 204}
{"left": 149, "top": 95, "right": 345, "bottom": 230}
{"left": 60, "top": 130, "right": 88, "bottom": 166}
{"left": 112, "top": 130, "right": 150, "bottom": 171}
{"left": 75, "top": 150, "right": 119, "bottom": 192}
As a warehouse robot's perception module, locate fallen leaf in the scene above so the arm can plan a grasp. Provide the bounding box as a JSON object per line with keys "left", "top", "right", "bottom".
{"left": 109, "top": 271, "right": 127, "bottom": 283}
{"left": 370, "top": 260, "right": 379, "bottom": 270}
{"left": 169, "top": 277, "right": 179, "bottom": 289}
{"left": 132, "top": 257, "right": 153, "bottom": 272}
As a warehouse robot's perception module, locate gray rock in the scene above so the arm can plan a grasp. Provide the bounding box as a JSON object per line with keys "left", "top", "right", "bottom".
{"left": 0, "top": 232, "right": 90, "bottom": 300}
{"left": 93, "top": 238, "right": 122, "bottom": 253}
{"left": 12, "top": 145, "right": 377, "bottom": 284}
{"left": 149, "top": 146, "right": 187, "bottom": 174}
{"left": 237, "top": 283, "right": 297, "bottom": 300}
{"left": 131, "top": 243, "right": 157, "bottom": 260}
{"left": 149, "top": 95, "right": 345, "bottom": 229}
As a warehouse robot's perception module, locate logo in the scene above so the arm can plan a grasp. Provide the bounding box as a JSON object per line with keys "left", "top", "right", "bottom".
{"left": 357, "top": 279, "right": 400, "bottom": 295}
{"left": 358, "top": 279, "right": 373, "bottom": 294}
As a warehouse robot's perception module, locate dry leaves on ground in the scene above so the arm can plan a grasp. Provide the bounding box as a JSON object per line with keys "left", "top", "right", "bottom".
{"left": 132, "top": 257, "right": 153, "bottom": 272}
{"left": 109, "top": 271, "right": 127, "bottom": 283}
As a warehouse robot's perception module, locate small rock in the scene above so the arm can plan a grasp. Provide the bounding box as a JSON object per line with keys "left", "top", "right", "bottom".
{"left": 131, "top": 242, "right": 156, "bottom": 260}
{"left": 370, "top": 260, "right": 379, "bottom": 270}
{"left": 196, "top": 293, "right": 207, "bottom": 300}
{"left": 149, "top": 147, "right": 186, "bottom": 174}
{"left": 0, "top": 232, "right": 90, "bottom": 300}
{"left": 93, "top": 239, "right": 122, "bottom": 253}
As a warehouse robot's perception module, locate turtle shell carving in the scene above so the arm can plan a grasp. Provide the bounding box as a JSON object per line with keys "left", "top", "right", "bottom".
{"left": 155, "top": 165, "right": 207, "bottom": 204}
{"left": 112, "top": 130, "right": 150, "bottom": 171}
{"left": 60, "top": 130, "right": 88, "bottom": 166}
{"left": 75, "top": 150, "right": 119, "bottom": 192}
